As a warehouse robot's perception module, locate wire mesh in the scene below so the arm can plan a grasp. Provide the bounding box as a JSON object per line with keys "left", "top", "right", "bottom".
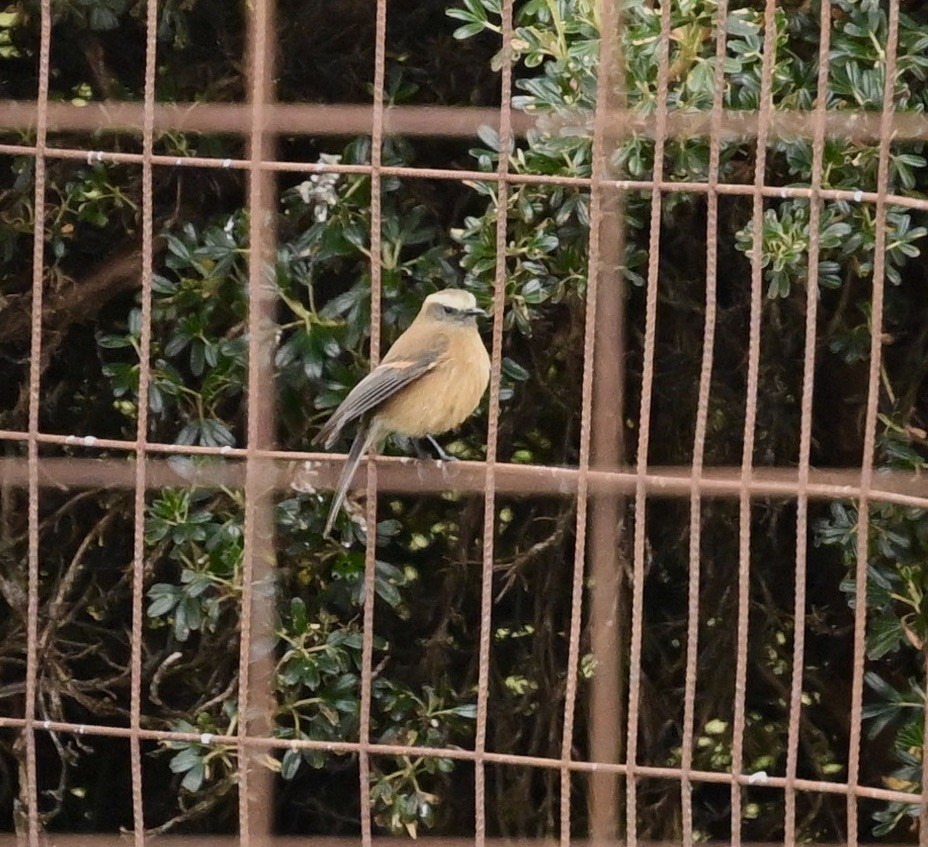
{"left": 1, "top": 0, "right": 926, "bottom": 844}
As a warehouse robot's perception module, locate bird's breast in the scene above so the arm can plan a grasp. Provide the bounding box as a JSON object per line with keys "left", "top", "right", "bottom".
{"left": 376, "top": 329, "right": 491, "bottom": 438}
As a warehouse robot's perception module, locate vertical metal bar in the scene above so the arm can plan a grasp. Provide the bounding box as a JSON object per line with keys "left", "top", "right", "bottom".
{"left": 625, "top": 1, "right": 672, "bottom": 843}
{"left": 731, "top": 1, "right": 778, "bottom": 844}
{"left": 921, "top": 647, "right": 928, "bottom": 847}
{"left": 129, "top": 0, "right": 160, "bottom": 842}
{"left": 558, "top": 0, "right": 620, "bottom": 839}
{"left": 586, "top": 257, "right": 626, "bottom": 840}
{"left": 847, "top": 3, "right": 899, "bottom": 844}
{"left": 475, "top": 0, "right": 514, "bottom": 842}
{"left": 358, "top": 0, "right": 387, "bottom": 842}
{"left": 681, "top": 0, "right": 729, "bottom": 841}
{"left": 784, "top": 2, "right": 832, "bottom": 842}
{"left": 23, "top": 1, "right": 51, "bottom": 843}
{"left": 586, "top": 0, "right": 627, "bottom": 838}
{"left": 238, "top": 0, "right": 279, "bottom": 841}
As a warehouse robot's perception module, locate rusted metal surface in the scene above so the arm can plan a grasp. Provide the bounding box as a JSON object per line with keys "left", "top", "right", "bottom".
{"left": 22, "top": 2, "right": 52, "bottom": 846}
{"left": 732, "top": 3, "right": 779, "bottom": 847}
{"left": 0, "top": 840, "right": 916, "bottom": 847}
{"left": 475, "top": 2, "right": 515, "bottom": 843}
{"left": 6, "top": 100, "right": 928, "bottom": 142}
{"left": 783, "top": 1, "right": 832, "bottom": 842}
{"left": 3, "top": 455, "right": 928, "bottom": 507}
{"left": 237, "top": 0, "right": 280, "bottom": 840}
{"left": 625, "top": 0, "right": 673, "bottom": 843}
{"left": 0, "top": 712, "right": 920, "bottom": 806}
{"left": 358, "top": 3, "right": 388, "bottom": 843}
{"left": 572, "top": 0, "right": 627, "bottom": 840}
{"left": 683, "top": 0, "right": 729, "bottom": 841}
{"left": 846, "top": 5, "right": 900, "bottom": 846}
{"left": 127, "top": 0, "right": 159, "bottom": 842}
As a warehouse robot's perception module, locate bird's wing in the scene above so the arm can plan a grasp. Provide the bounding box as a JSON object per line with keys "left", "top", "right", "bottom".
{"left": 313, "top": 335, "right": 448, "bottom": 447}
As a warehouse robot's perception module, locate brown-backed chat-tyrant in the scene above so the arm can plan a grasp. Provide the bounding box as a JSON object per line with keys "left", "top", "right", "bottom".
{"left": 313, "top": 288, "right": 491, "bottom": 536}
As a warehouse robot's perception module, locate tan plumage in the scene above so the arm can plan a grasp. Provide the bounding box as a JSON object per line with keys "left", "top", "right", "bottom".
{"left": 313, "top": 288, "right": 491, "bottom": 536}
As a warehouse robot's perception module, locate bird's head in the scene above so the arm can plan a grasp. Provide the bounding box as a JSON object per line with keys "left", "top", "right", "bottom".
{"left": 420, "top": 288, "right": 488, "bottom": 324}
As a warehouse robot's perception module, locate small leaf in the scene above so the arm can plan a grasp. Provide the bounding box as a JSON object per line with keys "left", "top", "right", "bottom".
{"left": 290, "top": 597, "right": 308, "bottom": 633}
{"left": 180, "top": 760, "right": 206, "bottom": 792}
{"left": 280, "top": 748, "right": 302, "bottom": 780}
{"left": 501, "top": 357, "right": 529, "bottom": 382}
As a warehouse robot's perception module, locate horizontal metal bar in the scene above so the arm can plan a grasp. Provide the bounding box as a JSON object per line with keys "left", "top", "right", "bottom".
{"left": 3, "top": 100, "right": 928, "bottom": 142}
{"left": 0, "top": 841, "right": 917, "bottom": 847}
{"left": 0, "top": 102, "right": 532, "bottom": 138}
{"left": 2, "top": 141, "right": 926, "bottom": 218}
{"left": 1, "top": 454, "right": 927, "bottom": 507}
{"left": 0, "top": 716, "right": 919, "bottom": 806}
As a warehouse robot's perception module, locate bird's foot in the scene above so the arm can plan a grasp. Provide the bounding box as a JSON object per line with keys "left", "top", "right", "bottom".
{"left": 425, "top": 435, "right": 457, "bottom": 462}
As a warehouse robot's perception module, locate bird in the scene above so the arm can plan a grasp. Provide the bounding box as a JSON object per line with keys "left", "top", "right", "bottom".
{"left": 313, "top": 288, "right": 491, "bottom": 537}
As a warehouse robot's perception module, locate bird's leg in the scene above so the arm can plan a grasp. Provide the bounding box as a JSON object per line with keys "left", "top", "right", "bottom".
{"left": 410, "top": 438, "right": 432, "bottom": 460}
{"left": 399, "top": 435, "right": 457, "bottom": 461}
{"left": 424, "top": 435, "right": 457, "bottom": 462}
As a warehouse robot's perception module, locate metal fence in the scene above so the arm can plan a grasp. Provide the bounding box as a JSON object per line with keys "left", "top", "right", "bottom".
{"left": 1, "top": 0, "right": 927, "bottom": 845}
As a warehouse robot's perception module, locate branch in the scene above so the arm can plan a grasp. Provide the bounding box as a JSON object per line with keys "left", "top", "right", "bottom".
{"left": 0, "top": 239, "right": 164, "bottom": 347}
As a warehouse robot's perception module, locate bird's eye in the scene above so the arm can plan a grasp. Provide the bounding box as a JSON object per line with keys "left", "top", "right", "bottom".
{"left": 442, "top": 304, "right": 453, "bottom": 315}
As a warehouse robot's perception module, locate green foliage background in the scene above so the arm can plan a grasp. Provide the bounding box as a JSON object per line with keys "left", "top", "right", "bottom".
{"left": 2, "top": 0, "right": 928, "bottom": 840}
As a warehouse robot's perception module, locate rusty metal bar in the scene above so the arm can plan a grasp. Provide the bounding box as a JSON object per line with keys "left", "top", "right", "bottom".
{"left": 682, "top": 0, "right": 729, "bottom": 840}
{"left": 922, "top": 648, "right": 928, "bottom": 847}
{"left": 0, "top": 714, "right": 920, "bottom": 807}
{"left": 559, "top": 0, "right": 620, "bottom": 835}
{"left": 626, "top": 1, "right": 673, "bottom": 843}
{"left": 0, "top": 102, "right": 533, "bottom": 137}
{"left": 475, "top": 0, "right": 515, "bottom": 841}
{"left": 0, "top": 839, "right": 920, "bottom": 847}
{"left": 585, "top": 253, "right": 627, "bottom": 837}
{"left": 358, "top": 1, "right": 388, "bottom": 842}
{"left": 0, "top": 839, "right": 919, "bottom": 847}
{"left": 4, "top": 455, "right": 928, "bottom": 509}
{"left": 21, "top": 0, "right": 52, "bottom": 843}
{"left": 732, "top": 3, "right": 779, "bottom": 846}
{"left": 7, "top": 100, "right": 928, "bottom": 142}
{"left": 583, "top": 0, "right": 628, "bottom": 839}
{"left": 847, "top": 3, "right": 900, "bottom": 845}
{"left": 127, "top": 0, "right": 159, "bottom": 842}
{"left": 237, "top": 0, "right": 279, "bottom": 840}
{"left": 784, "top": 2, "right": 833, "bottom": 843}
{"left": 3, "top": 139, "right": 927, "bottom": 214}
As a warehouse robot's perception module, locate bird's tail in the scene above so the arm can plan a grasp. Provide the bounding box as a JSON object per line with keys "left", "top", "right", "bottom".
{"left": 312, "top": 412, "right": 342, "bottom": 449}
{"left": 323, "top": 423, "right": 377, "bottom": 538}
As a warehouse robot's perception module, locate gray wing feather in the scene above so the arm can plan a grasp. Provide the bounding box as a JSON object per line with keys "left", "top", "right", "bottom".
{"left": 313, "top": 355, "right": 438, "bottom": 448}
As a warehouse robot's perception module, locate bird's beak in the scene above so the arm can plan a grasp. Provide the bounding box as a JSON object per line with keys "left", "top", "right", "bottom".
{"left": 466, "top": 306, "right": 489, "bottom": 318}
